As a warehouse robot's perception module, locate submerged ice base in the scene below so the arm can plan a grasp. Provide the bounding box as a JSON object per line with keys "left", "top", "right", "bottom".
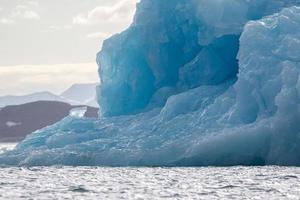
{"left": 1, "top": 1, "right": 300, "bottom": 166}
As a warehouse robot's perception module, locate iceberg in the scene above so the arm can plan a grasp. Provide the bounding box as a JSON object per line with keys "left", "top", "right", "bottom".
{"left": 1, "top": 0, "right": 300, "bottom": 166}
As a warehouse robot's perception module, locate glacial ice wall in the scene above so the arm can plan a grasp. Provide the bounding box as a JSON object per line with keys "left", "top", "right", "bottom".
{"left": 1, "top": 0, "right": 300, "bottom": 166}
{"left": 97, "top": 0, "right": 300, "bottom": 117}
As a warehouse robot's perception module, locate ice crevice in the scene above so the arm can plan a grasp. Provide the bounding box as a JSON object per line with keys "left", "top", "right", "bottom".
{"left": 1, "top": 0, "right": 300, "bottom": 166}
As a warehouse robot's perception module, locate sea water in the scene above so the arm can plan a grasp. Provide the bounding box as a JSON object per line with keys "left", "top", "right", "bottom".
{"left": 0, "top": 144, "right": 299, "bottom": 199}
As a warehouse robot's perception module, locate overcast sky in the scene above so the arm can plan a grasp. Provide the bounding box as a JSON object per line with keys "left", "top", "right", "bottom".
{"left": 0, "top": 0, "right": 138, "bottom": 96}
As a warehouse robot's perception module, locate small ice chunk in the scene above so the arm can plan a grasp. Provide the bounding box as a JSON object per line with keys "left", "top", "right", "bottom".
{"left": 6, "top": 121, "right": 22, "bottom": 127}
{"left": 69, "top": 107, "right": 87, "bottom": 118}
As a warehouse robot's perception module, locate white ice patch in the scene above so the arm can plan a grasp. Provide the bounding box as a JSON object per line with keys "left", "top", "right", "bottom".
{"left": 5, "top": 121, "right": 22, "bottom": 128}
{"left": 69, "top": 107, "right": 87, "bottom": 118}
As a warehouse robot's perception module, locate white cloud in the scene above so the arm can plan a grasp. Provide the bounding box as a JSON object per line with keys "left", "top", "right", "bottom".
{"left": 0, "top": 0, "right": 140, "bottom": 68}
{"left": 12, "top": 5, "right": 40, "bottom": 20}
{"left": 0, "top": 63, "right": 99, "bottom": 96}
{"left": 86, "top": 32, "right": 111, "bottom": 39}
{"left": 42, "top": 24, "right": 73, "bottom": 33}
{"left": 23, "top": 10, "right": 40, "bottom": 20}
{"left": 42, "top": 25, "right": 60, "bottom": 33}
{"left": 73, "top": 0, "right": 138, "bottom": 25}
{"left": 1, "top": 3, "right": 40, "bottom": 24}
{"left": 0, "top": 18, "right": 15, "bottom": 25}
{"left": 27, "top": 1, "right": 39, "bottom": 7}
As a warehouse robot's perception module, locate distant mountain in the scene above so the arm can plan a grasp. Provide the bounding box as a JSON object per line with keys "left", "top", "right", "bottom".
{"left": 0, "top": 91, "right": 74, "bottom": 108}
{"left": 61, "top": 83, "right": 98, "bottom": 107}
{"left": 0, "top": 83, "right": 99, "bottom": 108}
{"left": 0, "top": 101, "right": 98, "bottom": 142}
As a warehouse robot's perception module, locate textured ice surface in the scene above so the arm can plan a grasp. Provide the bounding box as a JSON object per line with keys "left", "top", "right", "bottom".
{"left": 97, "top": 0, "right": 300, "bottom": 116}
{"left": 1, "top": 1, "right": 300, "bottom": 166}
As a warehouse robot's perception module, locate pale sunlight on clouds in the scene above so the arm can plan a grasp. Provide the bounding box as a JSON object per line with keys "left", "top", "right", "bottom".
{"left": 0, "top": 0, "right": 139, "bottom": 66}
{"left": 73, "top": 0, "right": 138, "bottom": 25}
{"left": 0, "top": 63, "right": 99, "bottom": 96}
{"left": 86, "top": 32, "right": 111, "bottom": 39}
{"left": 0, "top": 0, "right": 138, "bottom": 96}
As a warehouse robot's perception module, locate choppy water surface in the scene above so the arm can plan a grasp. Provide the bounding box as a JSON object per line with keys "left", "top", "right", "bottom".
{"left": 0, "top": 144, "right": 299, "bottom": 199}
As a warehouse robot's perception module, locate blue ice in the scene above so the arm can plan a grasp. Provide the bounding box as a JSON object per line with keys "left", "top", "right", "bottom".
{"left": 1, "top": 0, "right": 300, "bottom": 166}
